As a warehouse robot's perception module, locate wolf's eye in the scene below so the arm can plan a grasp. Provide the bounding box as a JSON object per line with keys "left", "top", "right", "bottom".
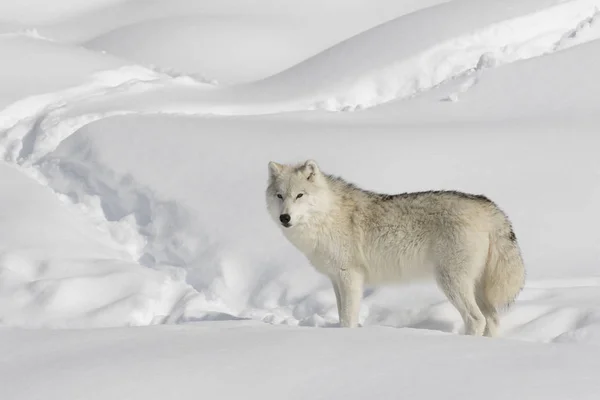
{"left": 296, "top": 193, "right": 304, "bottom": 199}
{"left": 277, "top": 194, "right": 283, "bottom": 199}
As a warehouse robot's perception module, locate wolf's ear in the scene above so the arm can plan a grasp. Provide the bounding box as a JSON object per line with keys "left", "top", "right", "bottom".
{"left": 302, "top": 159, "right": 320, "bottom": 181}
{"left": 268, "top": 161, "right": 283, "bottom": 177}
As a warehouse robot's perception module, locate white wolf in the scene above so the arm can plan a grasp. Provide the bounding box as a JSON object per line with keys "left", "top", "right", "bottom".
{"left": 266, "top": 159, "right": 525, "bottom": 337}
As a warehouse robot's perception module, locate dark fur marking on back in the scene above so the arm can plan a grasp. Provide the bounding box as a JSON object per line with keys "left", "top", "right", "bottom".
{"left": 325, "top": 174, "right": 493, "bottom": 204}
{"left": 508, "top": 229, "right": 517, "bottom": 242}
{"left": 377, "top": 190, "right": 493, "bottom": 203}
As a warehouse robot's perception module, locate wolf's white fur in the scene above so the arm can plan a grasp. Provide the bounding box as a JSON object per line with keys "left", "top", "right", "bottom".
{"left": 266, "top": 160, "right": 525, "bottom": 337}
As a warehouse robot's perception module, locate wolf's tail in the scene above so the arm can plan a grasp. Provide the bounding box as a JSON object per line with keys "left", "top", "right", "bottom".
{"left": 481, "top": 225, "right": 526, "bottom": 310}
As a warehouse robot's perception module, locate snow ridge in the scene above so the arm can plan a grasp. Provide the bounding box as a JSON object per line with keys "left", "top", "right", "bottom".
{"left": 314, "top": 0, "right": 600, "bottom": 110}
{"left": 0, "top": 65, "right": 163, "bottom": 162}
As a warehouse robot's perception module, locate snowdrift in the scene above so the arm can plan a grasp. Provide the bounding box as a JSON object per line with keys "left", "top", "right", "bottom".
{"left": 0, "top": 163, "right": 199, "bottom": 328}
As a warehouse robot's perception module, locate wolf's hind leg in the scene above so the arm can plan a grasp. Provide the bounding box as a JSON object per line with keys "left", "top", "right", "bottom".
{"left": 475, "top": 286, "right": 499, "bottom": 337}
{"left": 436, "top": 270, "right": 486, "bottom": 336}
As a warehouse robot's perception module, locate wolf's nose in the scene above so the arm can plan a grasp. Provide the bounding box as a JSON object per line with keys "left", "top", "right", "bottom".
{"left": 279, "top": 214, "right": 291, "bottom": 224}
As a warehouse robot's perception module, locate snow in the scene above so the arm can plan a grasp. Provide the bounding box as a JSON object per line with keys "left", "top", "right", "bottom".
{"left": 1, "top": 0, "right": 600, "bottom": 398}
{"left": 21, "top": 0, "right": 599, "bottom": 118}
{"left": 365, "top": 39, "right": 600, "bottom": 122}
{"left": 0, "top": 35, "right": 129, "bottom": 107}
{"left": 2, "top": 322, "right": 600, "bottom": 400}
{"left": 33, "top": 113, "right": 599, "bottom": 338}
{"left": 0, "top": 162, "right": 199, "bottom": 328}
{"left": 0, "top": 0, "right": 127, "bottom": 25}
{"left": 16, "top": 0, "right": 449, "bottom": 83}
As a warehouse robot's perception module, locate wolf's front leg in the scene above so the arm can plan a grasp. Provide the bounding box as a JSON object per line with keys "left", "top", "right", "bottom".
{"left": 331, "top": 279, "right": 342, "bottom": 322}
{"left": 336, "top": 268, "right": 363, "bottom": 328}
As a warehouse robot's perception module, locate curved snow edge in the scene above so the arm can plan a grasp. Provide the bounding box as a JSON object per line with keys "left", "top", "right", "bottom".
{"left": 313, "top": 0, "right": 600, "bottom": 111}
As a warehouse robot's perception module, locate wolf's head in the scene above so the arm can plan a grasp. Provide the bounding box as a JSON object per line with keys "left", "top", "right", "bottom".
{"left": 266, "top": 159, "right": 332, "bottom": 229}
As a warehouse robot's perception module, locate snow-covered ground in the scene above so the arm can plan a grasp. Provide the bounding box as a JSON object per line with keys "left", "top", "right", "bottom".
{"left": 3, "top": 321, "right": 600, "bottom": 400}
{"left": 1, "top": 0, "right": 600, "bottom": 398}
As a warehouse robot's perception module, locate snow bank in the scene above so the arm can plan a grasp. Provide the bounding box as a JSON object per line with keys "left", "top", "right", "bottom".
{"left": 252, "top": 0, "right": 600, "bottom": 111}
{"left": 356, "top": 39, "right": 600, "bottom": 122}
{"left": 21, "top": 0, "right": 599, "bottom": 117}
{"left": 0, "top": 164, "right": 200, "bottom": 328}
{"left": 0, "top": 64, "right": 177, "bottom": 164}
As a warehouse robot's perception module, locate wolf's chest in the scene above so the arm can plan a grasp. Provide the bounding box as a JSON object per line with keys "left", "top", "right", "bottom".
{"left": 284, "top": 228, "right": 349, "bottom": 275}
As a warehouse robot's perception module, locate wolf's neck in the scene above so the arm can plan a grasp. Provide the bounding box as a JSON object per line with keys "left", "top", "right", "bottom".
{"left": 306, "top": 195, "right": 351, "bottom": 238}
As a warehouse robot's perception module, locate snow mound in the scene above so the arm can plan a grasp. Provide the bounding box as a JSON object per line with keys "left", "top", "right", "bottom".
{"left": 0, "top": 164, "right": 200, "bottom": 328}
{"left": 23, "top": 0, "right": 600, "bottom": 117}
{"left": 35, "top": 0, "right": 448, "bottom": 43}
{"left": 0, "top": 64, "right": 210, "bottom": 164}
{"left": 83, "top": 16, "right": 364, "bottom": 84}
{"left": 251, "top": 0, "right": 600, "bottom": 111}
{"left": 20, "top": 0, "right": 448, "bottom": 82}
{"left": 358, "top": 39, "right": 600, "bottom": 121}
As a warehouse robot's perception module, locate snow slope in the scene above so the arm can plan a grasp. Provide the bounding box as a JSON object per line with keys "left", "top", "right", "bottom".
{"left": 1, "top": 0, "right": 600, "bottom": 397}
{"left": 358, "top": 38, "right": 600, "bottom": 122}
{"left": 14, "top": 0, "right": 449, "bottom": 83}
{"left": 22, "top": 0, "right": 599, "bottom": 118}
{"left": 0, "top": 163, "right": 200, "bottom": 328}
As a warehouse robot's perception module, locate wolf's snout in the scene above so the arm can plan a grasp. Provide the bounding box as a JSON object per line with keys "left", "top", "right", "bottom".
{"left": 279, "top": 214, "right": 291, "bottom": 226}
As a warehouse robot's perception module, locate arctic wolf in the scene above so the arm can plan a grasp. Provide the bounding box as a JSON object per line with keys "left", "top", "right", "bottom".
{"left": 266, "top": 160, "right": 525, "bottom": 337}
